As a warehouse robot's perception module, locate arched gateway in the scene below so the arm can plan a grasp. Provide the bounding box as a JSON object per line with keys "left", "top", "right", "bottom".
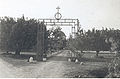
{"left": 36, "top": 6, "right": 80, "bottom": 61}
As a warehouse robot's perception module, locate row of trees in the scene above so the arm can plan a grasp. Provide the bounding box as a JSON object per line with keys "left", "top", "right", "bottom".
{"left": 0, "top": 16, "right": 66, "bottom": 55}
{"left": 68, "top": 28, "right": 120, "bottom": 56}
{"left": 1, "top": 16, "right": 120, "bottom": 57}
{"left": 0, "top": 16, "right": 40, "bottom": 55}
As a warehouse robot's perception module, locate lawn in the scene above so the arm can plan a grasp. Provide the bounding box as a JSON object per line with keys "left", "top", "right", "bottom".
{"left": 64, "top": 51, "right": 114, "bottom": 78}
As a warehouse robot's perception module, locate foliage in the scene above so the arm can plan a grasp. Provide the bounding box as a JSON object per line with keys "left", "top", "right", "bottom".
{"left": 67, "top": 28, "right": 120, "bottom": 56}
{"left": 0, "top": 17, "right": 16, "bottom": 51}
{"left": 0, "top": 16, "right": 47, "bottom": 55}
{"left": 9, "top": 16, "right": 38, "bottom": 54}
{"left": 105, "top": 29, "right": 120, "bottom": 78}
{"left": 106, "top": 57, "right": 120, "bottom": 78}
{"left": 47, "top": 26, "right": 66, "bottom": 51}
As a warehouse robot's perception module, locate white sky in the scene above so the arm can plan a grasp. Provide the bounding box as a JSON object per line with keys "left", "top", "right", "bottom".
{"left": 0, "top": 0, "right": 120, "bottom": 37}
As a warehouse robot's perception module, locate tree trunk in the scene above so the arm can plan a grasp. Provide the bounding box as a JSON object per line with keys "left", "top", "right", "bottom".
{"left": 96, "top": 50, "right": 99, "bottom": 57}
{"left": 15, "top": 49, "right": 20, "bottom": 55}
{"left": 6, "top": 51, "right": 9, "bottom": 53}
{"left": 81, "top": 50, "right": 83, "bottom": 53}
{"left": 36, "top": 53, "right": 43, "bottom": 61}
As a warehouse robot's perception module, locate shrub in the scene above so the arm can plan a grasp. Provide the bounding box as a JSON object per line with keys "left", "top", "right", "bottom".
{"left": 106, "top": 57, "right": 120, "bottom": 78}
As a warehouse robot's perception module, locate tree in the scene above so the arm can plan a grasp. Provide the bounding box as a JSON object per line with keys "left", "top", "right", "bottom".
{"left": 87, "top": 28, "right": 110, "bottom": 56}
{"left": 36, "top": 22, "right": 47, "bottom": 61}
{"left": 0, "top": 16, "right": 42, "bottom": 55}
{"left": 0, "top": 17, "right": 16, "bottom": 52}
{"left": 10, "top": 16, "right": 38, "bottom": 55}
{"left": 67, "top": 28, "right": 111, "bottom": 57}
{"left": 47, "top": 26, "right": 66, "bottom": 51}
{"left": 74, "top": 29, "right": 86, "bottom": 52}
{"left": 105, "top": 29, "right": 120, "bottom": 56}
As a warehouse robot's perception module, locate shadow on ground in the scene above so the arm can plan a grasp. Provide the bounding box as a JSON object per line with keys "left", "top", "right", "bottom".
{"left": 47, "top": 56, "right": 68, "bottom": 61}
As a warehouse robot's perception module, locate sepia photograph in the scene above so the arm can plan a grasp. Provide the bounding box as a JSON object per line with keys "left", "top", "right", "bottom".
{"left": 0, "top": 0, "right": 120, "bottom": 78}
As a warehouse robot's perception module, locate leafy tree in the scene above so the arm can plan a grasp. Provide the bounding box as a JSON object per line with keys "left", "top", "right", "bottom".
{"left": 36, "top": 22, "right": 47, "bottom": 61}
{"left": 10, "top": 16, "right": 38, "bottom": 55}
{"left": 0, "top": 16, "right": 47, "bottom": 56}
{"left": 67, "top": 28, "right": 112, "bottom": 57}
{"left": 47, "top": 26, "right": 66, "bottom": 51}
{"left": 105, "top": 29, "right": 120, "bottom": 55}
{"left": 74, "top": 29, "right": 86, "bottom": 52}
{"left": 0, "top": 17, "right": 16, "bottom": 52}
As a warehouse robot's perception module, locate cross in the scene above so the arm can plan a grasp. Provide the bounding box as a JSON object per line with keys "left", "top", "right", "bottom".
{"left": 56, "top": 6, "right": 60, "bottom": 13}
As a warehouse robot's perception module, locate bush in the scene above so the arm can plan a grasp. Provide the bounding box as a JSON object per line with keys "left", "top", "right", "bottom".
{"left": 106, "top": 57, "right": 120, "bottom": 78}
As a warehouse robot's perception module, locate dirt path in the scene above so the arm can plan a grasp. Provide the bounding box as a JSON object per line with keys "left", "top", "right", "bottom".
{"left": 0, "top": 50, "right": 69, "bottom": 78}
{"left": 0, "top": 58, "right": 22, "bottom": 77}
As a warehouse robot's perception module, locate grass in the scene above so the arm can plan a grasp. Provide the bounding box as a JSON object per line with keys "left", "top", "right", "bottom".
{"left": 64, "top": 60, "right": 109, "bottom": 78}
{"left": 64, "top": 52, "right": 114, "bottom": 78}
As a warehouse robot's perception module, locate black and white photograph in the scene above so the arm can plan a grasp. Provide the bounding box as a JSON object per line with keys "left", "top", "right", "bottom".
{"left": 0, "top": 0, "right": 120, "bottom": 78}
